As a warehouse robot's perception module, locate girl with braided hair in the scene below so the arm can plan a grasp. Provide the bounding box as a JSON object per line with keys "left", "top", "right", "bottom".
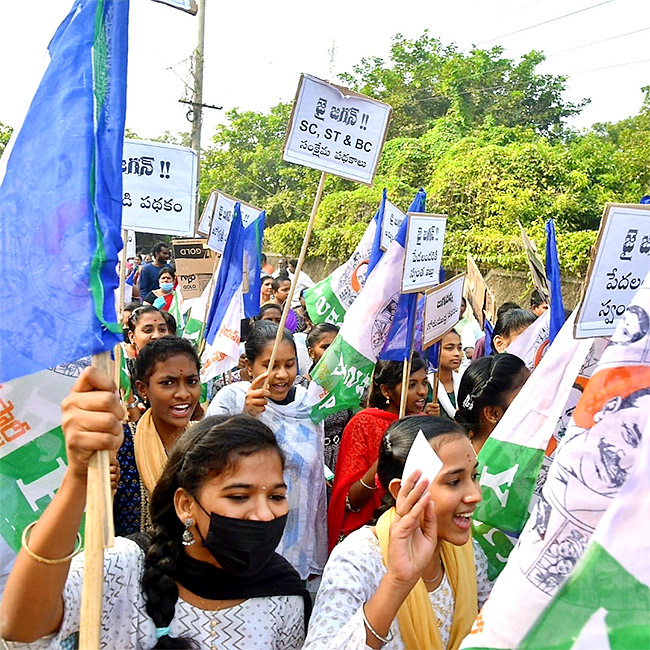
{"left": 454, "top": 353, "right": 530, "bottom": 453}
{"left": 0, "top": 368, "right": 309, "bottom": 649}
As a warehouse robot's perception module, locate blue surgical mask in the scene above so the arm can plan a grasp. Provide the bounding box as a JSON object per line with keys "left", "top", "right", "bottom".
{"left": 160, "top": 282, "right": 174, "bottom": 293}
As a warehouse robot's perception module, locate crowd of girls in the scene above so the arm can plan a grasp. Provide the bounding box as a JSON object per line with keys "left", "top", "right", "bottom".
{"left": 0, "top": 271, "right": 545, "bottom": 648}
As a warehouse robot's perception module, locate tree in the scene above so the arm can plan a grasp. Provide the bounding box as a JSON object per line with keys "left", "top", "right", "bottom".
{"left": 0, "top": 121, "right": 13, "bottom": 158}
{"left": 338, "top": 31, "right": 587, "bottom": 140}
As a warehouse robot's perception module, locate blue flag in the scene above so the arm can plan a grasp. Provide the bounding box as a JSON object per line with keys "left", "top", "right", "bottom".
{"left": 204, "top": 205, "right": 244, "bottom": 345}
{"left": 484, "top": 317, "right": 495, "bottom": 356}
{"left": 0, "top": 0, "right": 129, "bottom": 382}
{"left": 545, "top": 219, "right": 565, "bottom": 344}
{"left": 365, "top": 189, "right": 388, "bottom": 277}
{"left": 242, "top": 210, "right": 266, "bottom": 318}
{"left": 379, "top": 189, "right": 427, "bottom": 362}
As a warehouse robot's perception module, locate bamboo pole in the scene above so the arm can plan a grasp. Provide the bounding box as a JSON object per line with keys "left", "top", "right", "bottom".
{"left": 431, "top": 372, "right": 440, "bottom": 406}
{"left": 114, "top": 229, "right": 128, "bottom": 392}
{"left": 398, "top": 353, "right": 412, "bottom": 419}
{"left": 79, "top": 351, "right": 115, "bottom": 649}
{"left": 198, "top": 253, "right": 222, "bottom": 357}
{"left": 264, "top": 172, "right": 327, "bottom": 388}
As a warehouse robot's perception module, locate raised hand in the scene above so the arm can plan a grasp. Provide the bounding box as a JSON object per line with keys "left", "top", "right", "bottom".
{"left": 244, "top": 372, "right": 271, "bottom": 416}
{"left": 386, "top": 469, "right": 438, "bottom": 587}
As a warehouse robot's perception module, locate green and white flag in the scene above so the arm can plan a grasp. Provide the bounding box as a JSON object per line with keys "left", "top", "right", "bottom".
{"left": 471, "top": 311, "right": 595, "bottom": 579}
{"left": 182, "top": 276, "right": 215, "bottom": 343}
{"left": 0, "top": 363, "right": 82, "bottom": 553}
{"left": 303, "top": 191, "right": 385, "bottom": 326}
{"left": 308, "top": 212, "right": 404, "bottom": 423}
{"left": 519, "top": 410, "right": 650, "bottom": 650}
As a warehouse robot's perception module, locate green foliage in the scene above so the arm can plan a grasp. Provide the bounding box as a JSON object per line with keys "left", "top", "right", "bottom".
{"left": 0, "top": 121, "right": 13, "bottom": 158}
{"left": 338, "top": 32, "right": 587, "bottom": 140}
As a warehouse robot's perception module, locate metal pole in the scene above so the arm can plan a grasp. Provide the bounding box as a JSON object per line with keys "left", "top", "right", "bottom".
{"left": 190, "top": 0, "right": 206, "bottom": 156}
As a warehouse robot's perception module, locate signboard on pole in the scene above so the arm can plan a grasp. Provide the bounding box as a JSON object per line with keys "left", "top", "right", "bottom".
{"left": 401, "top": 213, "right": 447, "bottom": 294}
{"left": 171, "top": 238, "right": 216, "bottom": 300}
{"left": 206, "top": 192, "right": 262, "bottom": 254}
{"left": 151, "top": 0, "right": 198, "bottom": 14}
{"left": 380, "top": 200, "right": 406, "bottom": 251}
{"left": 575, "top": 203, "right": 650, "bottom": 338}
{"left": 422, "top": 274, "right": 466, "bottom": 349}
{"left": 125, "top": 230, "right": 136, "bottom": 259}
{"left": 121, "top": 139, "right": 198, "bottom": 236}
{"left": 283, "top": 74, "right": 392, "bottom": 185}
{"left": 518, "top": 220, "right": 549, "bottom": 298}
{"left": 197, "top": 190, "right": 217, "bottom": 236}
{"left": 466, "top": 254, "right": 488, "bottom": 328}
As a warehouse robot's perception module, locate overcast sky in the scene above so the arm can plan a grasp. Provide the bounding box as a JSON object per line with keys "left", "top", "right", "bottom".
{"left": 2, "top": 0, "right": 649, "bottom": 148}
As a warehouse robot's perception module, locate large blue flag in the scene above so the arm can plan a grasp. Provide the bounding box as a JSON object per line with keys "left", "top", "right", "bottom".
{"left": 242, "top": 210, "right": 266, "bottom": 318}
{"left": 365, "top": 189, "right": 388, "bottom": 278}
{"left": 0, "top": 0, "right": 129, "bottom": 382}
{"left": 545, "top": 218, "right": 565, "bottom": 344}
{"left": 379, "top": 189, "right": 427, "bottom": 362}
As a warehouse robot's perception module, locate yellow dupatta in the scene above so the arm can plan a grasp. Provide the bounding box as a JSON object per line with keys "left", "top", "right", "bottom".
{"left": 133, "top": 409, "right": 169, "bottom": 494}
{"left": 376, "top": 508, "right": 478, "bottom": 650}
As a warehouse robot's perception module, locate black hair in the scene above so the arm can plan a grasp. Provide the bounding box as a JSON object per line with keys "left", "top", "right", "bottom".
{"left": 261, "top": 274, "right": 273, "bottom": 284}
{"left": 492, "top": 308, "right": 537, "bottom": 349}
{"left": 158, "top": 266, "right": 175, "bottom": 280}
{"left": 245, "top": 320, "right": 296, "bottom": 363}
{"left": 255, "top": 303, "right": 282, "bottom": 320}
{"left": 455, "top": 353, "right": 528, "bottom": 433}
{"left": 143, "top": 415, "right": 284, "bottom": 649}
{"left": 497, "top": 302, "right": 521, "bottom": 319}
{"left": 271, "top": 274, "right": 290, "bottom": 292}
{"left": 152, "top": 241, "right": 170, "bottom": 255}
{"left": 123, "top": 300, "right": 143, "bottom": 314}
{"left": 306, "top": 322, "right": 339, "bottom": 349}
{"left": 261, "top": 253, "right": 268, "bottom": 263}
{"left": 375, "top": 416, "right": 468, "bottom": 516}
{"left": 368, "top": 353, "right": 427, "bottom": 409}
{"left": 289, "top": 259, "right": 298, "bottom": 269}
{"left": 128, "top": 305, "right": 166, "bottom": 331}
{"left": 530, "top": 289, "right": 548, "bottom": 309}
{"left": 134, "top": 337, "right": 200, "bottom": 385}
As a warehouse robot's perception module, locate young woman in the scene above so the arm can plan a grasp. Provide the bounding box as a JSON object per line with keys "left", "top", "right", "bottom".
{"left": 206, "top": 321, "right": 327, "bottom": 581}
{"left": 327, "top": 355, "right": 429, "bottom": 552}
{"left": 491, "top": 307, "right": 537, "bottom": 353}
{"left": 114, "top": 337, "right": 202, "bottom": 535}
{"left": 126, "top": 306, "right": 170, "bottom": 356}
{"left": 455, "top": 353, "right": 530, "bottom": 453}
{"left": 0, "top": 372, "right": 309, "bottom": 649}
{"left": 304, "top": 416, "right": 491, "bottom": 650}
{"left": 306, "top": 323, "right": 351, "bottom": 493}
{"left": 435, "top": 330, "right": 464, "bottom": 419}
{"left": 143, "top": 267, "right": 177, "bottom": 312}
{"left": 260, "top": 275, "right": 274, "bottom": 305}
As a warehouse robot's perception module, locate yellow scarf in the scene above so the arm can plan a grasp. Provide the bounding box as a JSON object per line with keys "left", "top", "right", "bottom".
{"left": 376, "top": 508, "right": 477, "bottom": 650}
{"left": 134, "top": 409, "right": 170, "bottom": 494}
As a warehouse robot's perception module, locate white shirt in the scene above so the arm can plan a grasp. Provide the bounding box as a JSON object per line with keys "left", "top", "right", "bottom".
{"left": 5, "top": 537, "right": 305, "bottom": 650}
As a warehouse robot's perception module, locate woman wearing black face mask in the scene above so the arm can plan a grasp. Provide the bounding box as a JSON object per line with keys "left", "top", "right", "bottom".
{"left": 0, "top": 368, "right": 310, "bottom": 649}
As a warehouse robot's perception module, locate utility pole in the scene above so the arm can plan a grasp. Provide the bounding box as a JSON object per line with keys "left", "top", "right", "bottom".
{"left": 190, "top": 0, "right": 206, "bottom": 157}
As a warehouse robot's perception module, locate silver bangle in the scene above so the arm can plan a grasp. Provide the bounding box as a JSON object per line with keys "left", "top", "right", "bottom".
{"left": 359, "top": 476, "right": 377, "bottom": 491}
{"left": 345, "top": 494, "right": 360, "bottom": 512}
{"left": 362, "top": 603, "right": 393, "bottom": 645}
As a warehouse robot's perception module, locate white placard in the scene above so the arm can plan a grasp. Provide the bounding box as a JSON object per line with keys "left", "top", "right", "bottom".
{"left": 125, "top": 230, "right": 136, "bottom": 258}
{"left": 206, "top": 192, "right": 262, "bottom": 254}
{"left": 151, "top": 0, "right": 198, "bottom": 14}
{"left": 401, "top": 213, "right": 447, "bottom": 294}
{"left": 422, "top": 274, "right": 465, "bottom": 349}
{"left": 197, "top": 190, "right": 217, "bottom": 236}
{"left": 401, "top": 430, "right": 443, "bottom": 486}
{"left": 575, "top": 203, "right": 650, "bottom": 338}
{"left": 121, "top": 139, "right": 197, "bottom": 236}
{"left": 283, "top": 74, "right": 392, "bottom": 185}
{"left": 380, "top": 199, "right": 406, "bottom": 251}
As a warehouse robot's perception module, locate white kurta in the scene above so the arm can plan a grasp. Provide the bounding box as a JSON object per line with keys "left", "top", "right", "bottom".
{"left": 206, "top": 382, "right": 327, "bottom": 580}
{"left": 303, "top": 526, "right": 492, "bottom": 650}
{"left": 4, "top": 537, "right": 305, "bottom": 650}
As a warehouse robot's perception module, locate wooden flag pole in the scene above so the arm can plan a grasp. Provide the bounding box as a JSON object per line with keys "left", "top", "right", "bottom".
{"left": 114, "top": 229, "right": 128, "bottom": 393}
{"left": 264, "top": 172, "right": 327, "bottom": 388}
{"left": 398, "top": 296, "right": 420, "bottom": 418}
{"left": 431, "top": 371, "right": 440, "bottom": 407}
{"left": 79, "top": 351, "right": 115, "bottom": 649}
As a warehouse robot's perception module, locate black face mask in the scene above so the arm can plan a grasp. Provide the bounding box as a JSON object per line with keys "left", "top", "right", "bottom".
{"left": 195, "top": 502, "right": 287, "bottom": 577}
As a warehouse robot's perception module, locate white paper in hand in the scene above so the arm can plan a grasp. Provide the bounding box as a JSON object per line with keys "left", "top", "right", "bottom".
{"left": 401, "top": 429, "right": 443, "bottom": 485}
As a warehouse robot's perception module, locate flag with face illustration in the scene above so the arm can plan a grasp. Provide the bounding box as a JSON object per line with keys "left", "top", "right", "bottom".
{"left": 462, "top": 271, "right": 650, "bottom": 650}
{"left": 519, "top": 409, "right": 650, "bottom": 650}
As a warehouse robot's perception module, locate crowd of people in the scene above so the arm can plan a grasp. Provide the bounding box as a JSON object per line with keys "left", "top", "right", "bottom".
{"left": 0, "top": 242, "right": 553, "bottom": 649}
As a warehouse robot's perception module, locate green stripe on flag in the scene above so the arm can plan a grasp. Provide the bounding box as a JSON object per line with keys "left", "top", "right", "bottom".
{"left": 471, "top": 521, "right": 515, "bottom": 581}
{"left": 304, "top": 276, "right": 347, "bottom": 326}
{"left": 310, "top": 336, "right": 374, "bottom": 423}
{"left": 474, "top": 438, "right": 545, "bottom": 535}
{"left": 520, "top": 542, "right": 650, "bottom": 650}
